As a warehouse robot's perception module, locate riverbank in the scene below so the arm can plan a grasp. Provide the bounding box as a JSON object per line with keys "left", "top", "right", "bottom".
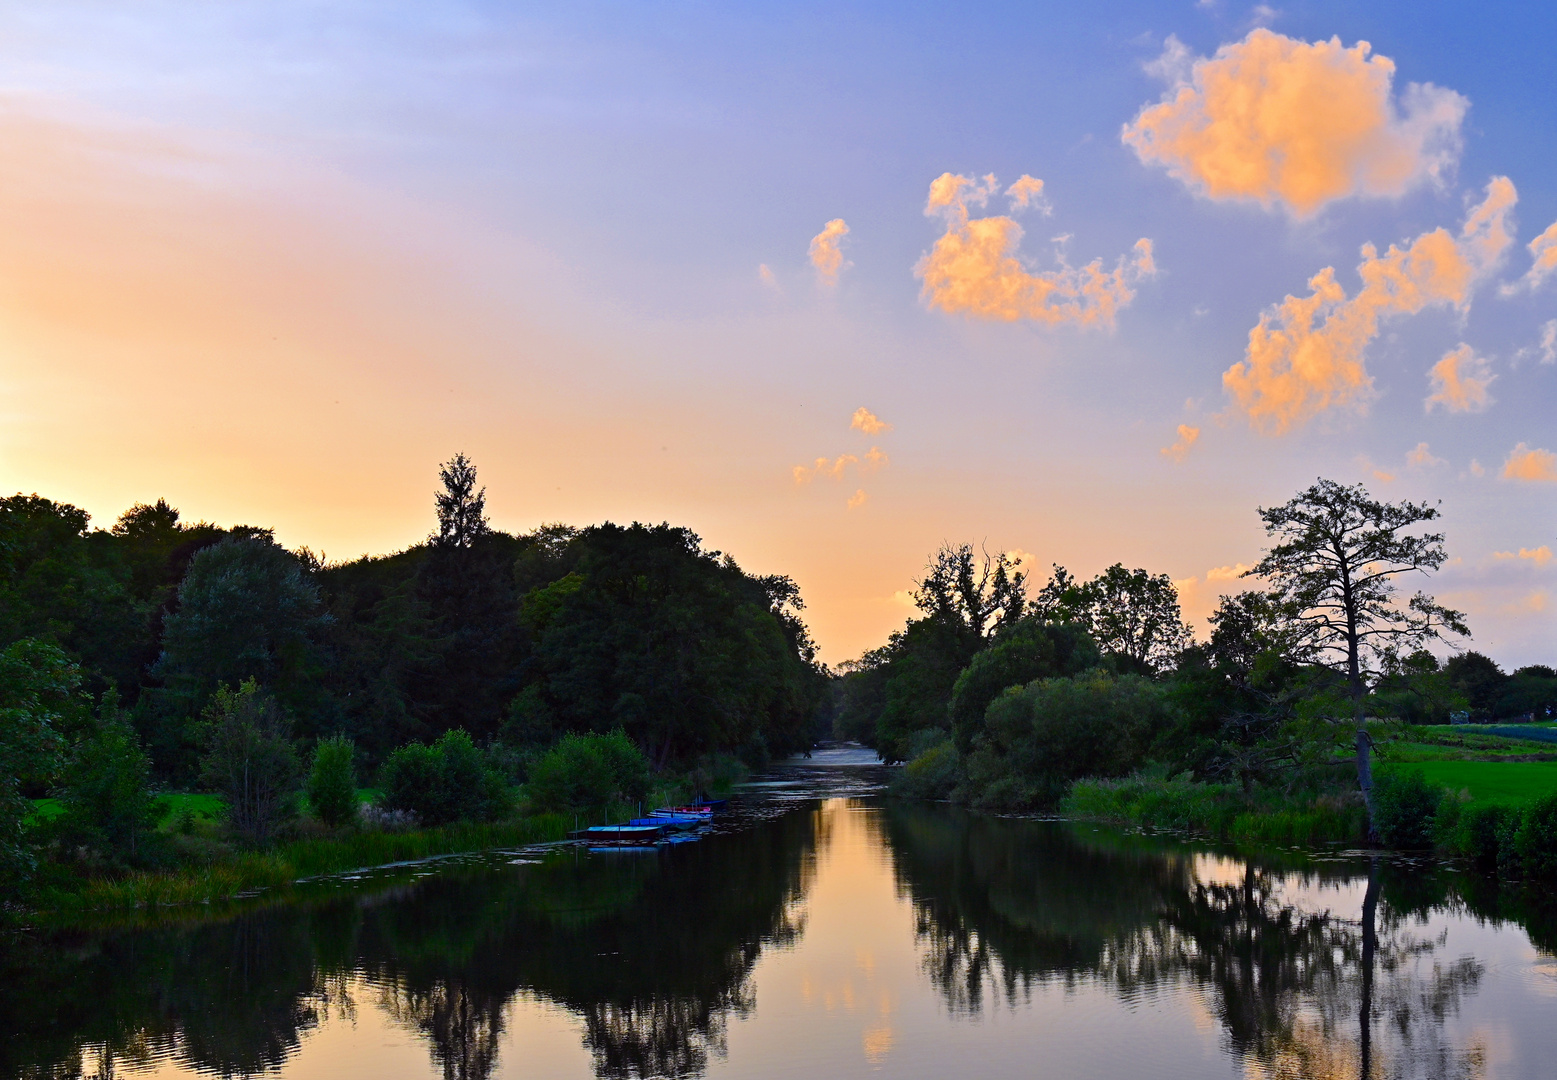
{"left": 26, "top": 814, "right": 572, "bottom": 921}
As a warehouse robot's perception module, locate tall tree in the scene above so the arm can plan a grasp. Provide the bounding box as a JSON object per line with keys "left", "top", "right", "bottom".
{"left": 1248, "top": 479, "right": 1466, "bottom": 836}
{"left": 432, "top": 453, "right": 489, "bottom": 549}
{"left": 1031, "top": 563, "right": 1193, "bottom": 673}
{"left": 913, "top": 544, "right": 1027, "bottom": 641}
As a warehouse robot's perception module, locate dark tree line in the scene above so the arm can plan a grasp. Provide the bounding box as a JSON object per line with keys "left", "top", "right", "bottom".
{"left": 0, "top": 455, "right": 829, "bottom": 792}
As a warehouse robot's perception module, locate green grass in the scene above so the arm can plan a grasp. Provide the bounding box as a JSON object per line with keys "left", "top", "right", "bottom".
{"left": 42, "top": 814, "right": 572, "bottom": 917}
{"left": 1062, "top": 774, "right": 1368, "bottom": 846}
{"left": 1381, "top": 760, "right": 1557, "bottom": 807}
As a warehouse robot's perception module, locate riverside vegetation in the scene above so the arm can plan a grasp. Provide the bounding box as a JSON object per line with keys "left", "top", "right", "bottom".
{"left": 843, "top": 480, "right": 1557, "bottom": 882}
{"left": 0, "top": 454, "right": 825, "bottom": 917}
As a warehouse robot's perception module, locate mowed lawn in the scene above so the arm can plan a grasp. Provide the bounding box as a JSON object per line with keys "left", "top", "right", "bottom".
{"left": 1389, "top": 760, "right": 1557, "bottom": 807}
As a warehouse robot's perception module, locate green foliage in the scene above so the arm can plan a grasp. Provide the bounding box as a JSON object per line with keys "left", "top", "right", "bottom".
{"left": 378, "top": 729, "right": 510, "bottom": 825}
{"left": 1032, "top": 563, "right": 1193, "bottom": 672}
{"left": 306, "top": 736, "right": 358, "bottom": 828}
{"left": 964, "top": 672, "right": 1169, "bottom": 810}
{"left": 1510, "top": 794, "right": 1557, "bottom": 879}
{"left": 525, "top": 730, "right": 651, "bottom": 813}
{"left": 949, "top": 619, "right": 1100, "bottom": 752}
{"left": 1062, "top": 774, "right": 1368, "bottom": 845}
{"left": 0, "top": 639, "right": 81, "bottom": 896}
{"left": 1444, "top": 651, "right": 1506, "bottom": 720}
{"left": 56, "top": 690, "right": 158, "bottom": 862}
{"left": 198, "top": 681, "right": 301, "bottom": 846}
{"left": 893, "top": 738, "right": 961, "bottom": 801}
{"left": 1371, "top": 770, "right": 1440, "bottom": 849}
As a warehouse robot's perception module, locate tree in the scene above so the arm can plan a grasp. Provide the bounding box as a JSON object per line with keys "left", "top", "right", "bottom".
{"left": 913, "top": 544, "right": 1027, "bottom": 641}
{"left": 1248, "top": 479, "right": 1466, "bottom": 836}
{"left": 948, "top": 619, "right": 1100, "bottom": 752}
{"left": 307, "top": 736, "right": 358, "bottom": 827}
{"left": 198, "top": 680, "right": 301, "bottom": 846}
{"left": 0, "top": 639, "right": 80, "bottom": 897}
{"left": 432, "top": 453, "right": 489, "bottom": 549}
{"left": 1031, "top": 563, "right": 1193, "bottom": 673}
{"left": 1442, "top": 651, "right": 1506, "bottom": 720}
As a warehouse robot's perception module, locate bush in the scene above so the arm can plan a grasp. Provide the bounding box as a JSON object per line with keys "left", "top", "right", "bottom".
{"left": 1449, "top": 803, "right": 1512, "bottom": 865}
{"left": 893, "top": 739, "right": 960, "bottom": 800}
{"left": 1511, "top": 794, "right": 1557, "bottom": 879}
{"left": 378, "top": 730, "right": 510, "bottom": 826}
{"left": 307, "top": 736, "right": 358, "bottom": 828}
{"left": 57, "top": 691, "right": 158, "bottom": 862}
{"left": 963, "top": 672, "right": 1168, "bottom": 810}
{"left": 1372, "top": 770, "right": 1441, "bottom": 849}
{"left": 198, "top": 680, "right": 300, "bottom": 846}
{"left": 525, "top": 730, "right": 651, "bottom": 813}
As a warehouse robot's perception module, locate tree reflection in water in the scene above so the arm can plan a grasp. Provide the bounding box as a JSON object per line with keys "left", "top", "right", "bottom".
{"left": 883, "top": 803, "right": 1489, "bottom": 1080}
{"left": 1, "top": 806, "right": 823, "bottom": 1080}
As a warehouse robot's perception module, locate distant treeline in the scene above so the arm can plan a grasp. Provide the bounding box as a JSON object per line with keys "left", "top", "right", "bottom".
{"left": 0, "top": 454, "right": 829, "bottom": 787}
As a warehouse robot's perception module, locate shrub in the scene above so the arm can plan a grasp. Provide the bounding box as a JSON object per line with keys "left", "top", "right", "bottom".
{"left": 307, "top": 736, "right": 358, "bottom": 828}
{"left": 57, "top": 692, "right": 158, "bottom": 861}
{"left": 963, "top": 672, "right": 1168, "bottom": 810}
{"left": 1511, "top": 794, "right": 1557, "bottom": 879}
{"left": 526, "top": 730, "right": 651, "bottom": 813}
{"left": 198, "top": 680, "right": 300, "bottom": 846}
{"left": 894, "top": 739, "right": 960, "bottom": 800}
{"left": 1372, "top": 770, "right": 1441, "bottom": 849}
{"left": 1450, "top": 803, "right": 1512, "bottom": 865}
{"left": 377, "top": 730, "right": 510, "bottom": 826}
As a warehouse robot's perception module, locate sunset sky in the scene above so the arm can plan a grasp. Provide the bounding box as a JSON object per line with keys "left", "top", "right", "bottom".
{"left": 1, "top": 2, "right": 1553, "bottom": 665}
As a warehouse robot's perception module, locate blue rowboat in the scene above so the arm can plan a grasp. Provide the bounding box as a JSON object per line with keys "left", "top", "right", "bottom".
{"left": 632, "top": 814, "right": 702, "bottom": 830}
{"left": 569, "top": 824, "right": 665, "bottom": 842}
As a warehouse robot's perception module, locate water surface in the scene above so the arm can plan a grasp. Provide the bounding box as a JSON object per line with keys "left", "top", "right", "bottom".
{"left": 5, "top": 750, "right": 1556, "bottom": 1079}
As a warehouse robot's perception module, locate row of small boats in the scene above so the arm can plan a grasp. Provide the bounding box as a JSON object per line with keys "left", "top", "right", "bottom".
{"left": 568, "top": 799, "right": 728, "bottom": 848}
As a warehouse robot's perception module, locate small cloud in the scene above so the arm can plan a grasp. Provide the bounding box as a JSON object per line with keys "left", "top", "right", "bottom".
{"left": 1005, "top": 174, "right": 1049, "bottom": 213}
{"left": 847, "top": 489, "right": 868, "bottom": 510}
{"left": 916, "top": 172, "right": 1155, "bottom": 328}
{"left": 1492, "top": 545, "right": 1554, "bottom": 566}
{"left": 1250, "top": 4, "right": 1281, "bottom": 27}
{"left": 1469, "top": 459, "right": 1486, "bottom": 477}
{"left": 809, "top": 218, "right": 851, "bottom": 287}
{"left": 1122, "top": 29, "right": 1468, "bottom": 217}
{"left": 891, "top": 588, "right": 916, "bottom": 608}
{"left": 1007, "top": 548, "right": 1039, "bottom": 573}
{"left": 758, "top": 263, "right": 778, "bottom": 289}
{"left": 1159, "top": 423, "right": 1201, "bottom": 462}
{"left": 1373, "top": 468, "right": 1396, "bottom": 482}
{"left": 1502, "top": 442, "right": 1557, "bottom": 483}
{"left": 793, "top": 454, "right": 859, "bottom": 484}
{"left": 1206, "top": 562, "right": 1254, "bottom": 581}
{"left": 851, "top": 407, "right": 892, "bottom": 435}
{"left": 1540, "top": 320, "right": 1557, "bottom": 365}
{"left": 863, "top": 446, "right": 889, "bottom": 471}
{"left": 1503, "top": 220, "right": 1557, "bottom": 294}
{"left": 1406, "top": 441, "right": 1445, "bottom": 468}
{"left": 1425, "top": 343, "right": 1495, "bottom": 413}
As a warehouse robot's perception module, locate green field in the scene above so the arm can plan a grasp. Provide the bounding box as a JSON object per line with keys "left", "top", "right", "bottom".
{"left": 1384, "top": 760, "right": 1557, "bottom": 807}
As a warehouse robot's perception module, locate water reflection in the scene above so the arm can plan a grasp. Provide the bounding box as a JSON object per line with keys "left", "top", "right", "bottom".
{"left": 3, "top": 780, "right": 1556, "bottom": 1080}
{"left": 880, "top": 804, "right": 1498, "bottom": 1079}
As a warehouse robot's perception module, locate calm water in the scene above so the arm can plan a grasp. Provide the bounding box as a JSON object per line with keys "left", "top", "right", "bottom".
{"left": 5, "top": 749, "right": 1557, "bottom": 1080}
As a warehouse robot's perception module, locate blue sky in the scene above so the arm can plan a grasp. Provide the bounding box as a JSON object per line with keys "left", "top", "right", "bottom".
{"left": 0, "top": 1, "right": 1552, "bottom": 663}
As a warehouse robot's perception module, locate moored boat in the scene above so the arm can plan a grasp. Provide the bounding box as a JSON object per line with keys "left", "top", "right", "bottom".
{"left": 569, "top": 824, "right": 666, "bottom": 842}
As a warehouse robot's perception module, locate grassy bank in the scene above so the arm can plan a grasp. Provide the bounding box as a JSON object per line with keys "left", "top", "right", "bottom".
{"left": 1062, "top": 774, "right": 1368, "bottom": 847}
{"left": 35, "top": 814, "right": 571, "bottom": 918}
{"left": 1382, "top": 760, "right": 1557, "bottom": 807}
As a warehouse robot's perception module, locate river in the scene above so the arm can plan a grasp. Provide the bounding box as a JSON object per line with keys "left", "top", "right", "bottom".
{"left": 4, "top": 748, "right": 1556, "bottom": 1079}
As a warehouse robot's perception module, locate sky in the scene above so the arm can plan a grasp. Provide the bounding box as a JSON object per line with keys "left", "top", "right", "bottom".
{"left": 0, "top": 1, "right": 1553, "bottom": 667}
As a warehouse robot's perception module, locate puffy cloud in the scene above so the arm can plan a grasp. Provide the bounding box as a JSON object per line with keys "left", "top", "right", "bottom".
{"left": 1005, "top": 175, "right": 1048, "bottom": 212}
{"left": 1501, "top": 443, "right": 1557, "bottom": 483}
{"left": 1159, "top": 424, "right": 1201, "bottom": 461}
{"left": 1542, "top": 320, "right": 1557, "bottom": 365}
{"left": 1493, "top": 546, "right": 1553, "bottom": 566}
{"left": 793, "top": 454, "right": 858, "bottom": 484}
{"left": 846, "top": 489, "right": 869, "bottom": 510}
{"left": 1504, "top": 220, "right": 1557, "bottom": 293}
{"left": 863, "top": 446, "right": 889, "bottom": 471}
{"left": 1206, "top": 562, "right": 1254, "bottom": 581}
{"left": 1406, "top": 441, "right": 1445, "bottom": 468}
{"left": 1222, "top": 178, "right": 1515, "bottom": 433}
{"left": 851, "top": 407, "right": 892, "bottom": 435}
{"left": 809, "top": 218, "right": 850, "bottom": 286}
{"left": 1425, "top": 343, "right": 1495, "bottom": 413}
{"left": 1122, "top": 30, "right": 1467, "bottom": 217}
{"left": 916, "top": 172, "right": 1155, "bottom": 327}
{"left": 1469, "top": 459, "right": 1486, "bottom": 477}
{"left": 758, "top": 263, "right": 778, "bottom": 289}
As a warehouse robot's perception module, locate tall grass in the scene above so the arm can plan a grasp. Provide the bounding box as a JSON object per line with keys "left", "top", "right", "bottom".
{"left": 46, "top": 814, "right": 570, "bottom": 915}
{"left": 1063, "top": 774, "right": 1368, "bottom": 846}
